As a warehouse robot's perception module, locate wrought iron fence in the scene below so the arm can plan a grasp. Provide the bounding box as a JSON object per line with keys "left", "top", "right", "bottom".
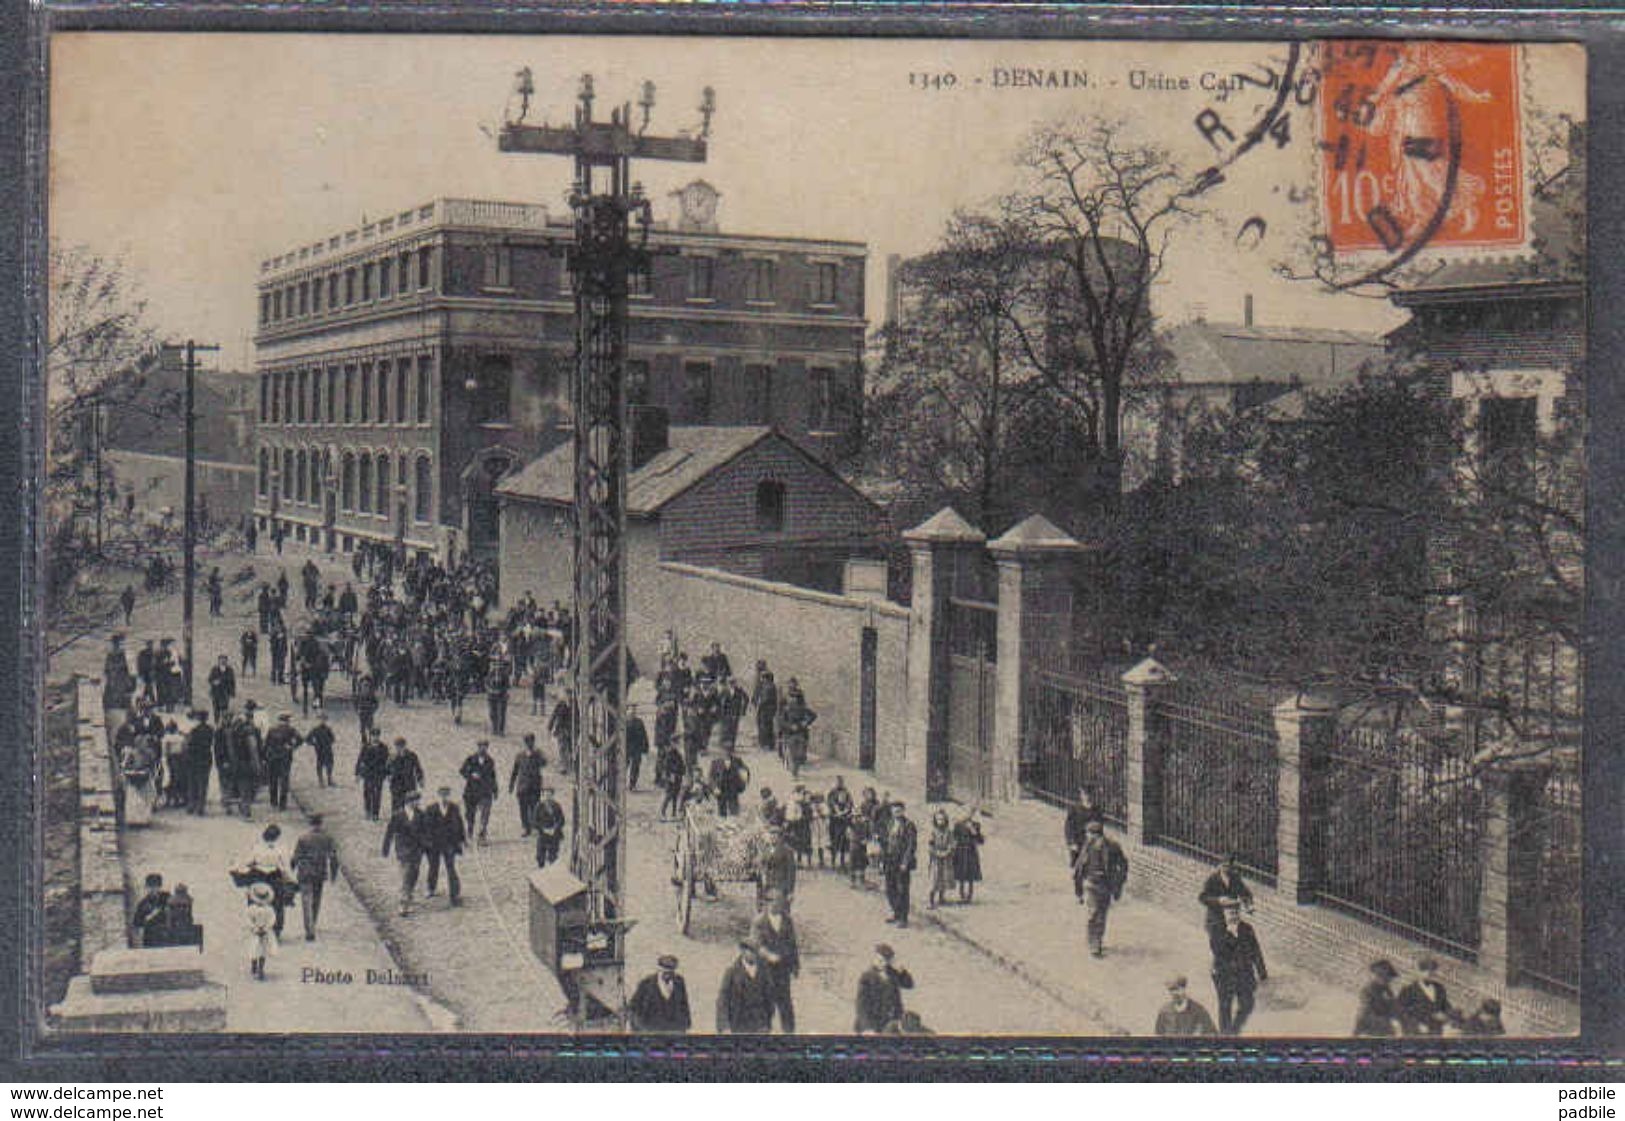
{"left": 1522, "top": 765, "right": 1581, "bottom": 996}
{"left": 1156, "top": 694, "right": 1279, "bottom": 876}
{"left": 1318, "top": 725, "right": 1485, "bottom": 956}
{"left": 1026, "top": 669, "right": 1129, "bottom": 823}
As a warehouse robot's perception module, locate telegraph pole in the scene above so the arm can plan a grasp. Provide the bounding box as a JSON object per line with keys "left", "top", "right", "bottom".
{"left": 497, "top": 70, "right": 712, "bottom": 1026}
{"left": 163, "top": 340, "right": 220, "bottom": 709}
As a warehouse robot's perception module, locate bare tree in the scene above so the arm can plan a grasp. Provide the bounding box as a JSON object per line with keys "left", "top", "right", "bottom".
{"left": 42, "top": 242, "right": 159, "bottom": 574}
{"left": 867, "top": 211, "right": 1039, "bottom": 532}
{"left": 1000, "top": 116, "right": 1195, "bottom": 512}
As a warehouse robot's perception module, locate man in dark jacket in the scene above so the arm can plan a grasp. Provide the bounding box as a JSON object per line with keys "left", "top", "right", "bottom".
{"left": 292, "top": 814, "right": 340, "bottom": 941}
{"left": 750, "top": 659, "right": 776, "bottom": 753}
{"left": 229, "top": 709, "right": 262, "bottom": 818}
{"left": 422, "top": 786, "right": 466, "bottom": 906}
{"left": 240, "top": 628, "right": 258, "bottom": 678}
{"left": 628, "top": 954, "right": 692, "bottom": 1034}
{"left": 625, "top": 706, "right": 650, "bottom": 792}
{"left": 129, "top": 873, "right": 170, "bottom": 948}
{"left": 355, "top": 728, "right": 390, "bottom": 820}
{"left": 262, "top": 713, "right": 302, "bottom": 810}
{"left": 1396, "top": 957, "right": 1455, "bottom": 1036}
{"left": 207, "top": 656, "right": 236, "bottom": 724}
{"left": 758, "top": 825, "right": 797, "bottom": 907}
{"left": 882, "top": 802, "right": 919, "bottom": 928}
{"left": 1064, "top": 788, "right": 1106, "bottom": 901}
{"left": 307, "top": 711, "right": 336, "bottom": 787}
{"left": 1209, "top": 901, "right": 1268, "bottom": 1034}
{"left": 386, "top": 737, "right": 425, "bottom": 815}
{"left": 748, "top": 893, "right": 800, "bottom": 1033}
{"left": 509, "top": 734, "right": 546, "bottom": 835}
{"left": 183, "top": 712, "right": 215, "bottom": 815}
{"left": 533, "top": 786, "right": 566, "bottom": 870}
{"left": 382, "top": 792, "right": 428, "bottom": 916}
{"left": 854, "top": 943, "right": 913, "bottom": 1033}
{"left": 715, "top": 941, "right": 775, "bottom": 1034}
{"left": 485, "top": 660, "right": 510, "bottom": 736}
{"left": 1355, "top": 959, "right": 1402, "bottom": 1037}
{"left": 1198, "top": 854, "right": 1254, "bottom": 938}
{"left": 1154, "top": 975, "right": 1219, "bottom": 1036}
{"left": 459, "top": 740, "right": 498, "bottom": 844}
{"left": 709, "top": 747, "right": 750, "bottom": 818}
{"left": 1073, "top": 820, "right": 1128, "bottom": 957}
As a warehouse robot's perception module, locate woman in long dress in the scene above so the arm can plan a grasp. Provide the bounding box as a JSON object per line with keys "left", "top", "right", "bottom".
{"left": 951, "top": 810, "right": 985, "bottom": 904}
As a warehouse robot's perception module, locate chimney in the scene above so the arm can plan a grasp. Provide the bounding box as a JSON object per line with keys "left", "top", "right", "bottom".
{"left": 629, "top": 404, "right": 669, "bottom": 471}
{"left": 1244, "top": 293, "right": 1255, "bottom": 327}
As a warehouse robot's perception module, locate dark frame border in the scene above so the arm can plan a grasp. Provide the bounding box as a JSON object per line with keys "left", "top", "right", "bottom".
{"left": 4, "top": 1, "right": 1621, "bottom": 1082}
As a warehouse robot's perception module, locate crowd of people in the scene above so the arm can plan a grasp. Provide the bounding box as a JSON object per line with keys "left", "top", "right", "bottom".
{"left": 97, "top": 539, "right": 1520, "bottom": 1035}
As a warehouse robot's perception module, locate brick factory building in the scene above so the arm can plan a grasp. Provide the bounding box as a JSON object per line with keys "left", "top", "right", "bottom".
{"left": 250, "top": 182, "right": 867, "bottom": 564}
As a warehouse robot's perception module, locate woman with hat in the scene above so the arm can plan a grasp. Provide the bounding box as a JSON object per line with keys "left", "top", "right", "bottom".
{"left": 244, "top": 881, "right": 278, "bottom": 980}
{"left": 235, "top": 823, "right": 294, "bottom": 937}
{"left": 1354, "top": 959, "right": 1403, "bottom": 1036}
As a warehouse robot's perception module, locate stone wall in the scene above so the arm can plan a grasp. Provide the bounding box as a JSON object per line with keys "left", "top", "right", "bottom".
{"left": 74, "top": 678, "right": 130, "bottom": 962}
{"left": 646, "top": 562, "right": 913, "bottom": 785}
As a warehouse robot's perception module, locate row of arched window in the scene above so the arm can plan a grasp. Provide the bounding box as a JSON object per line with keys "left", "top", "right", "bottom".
{"left": 257, "top": 446, "right": 434, "bottom": 525}
{"left": 259, "top": 355, "right": 434, "bottom": 428}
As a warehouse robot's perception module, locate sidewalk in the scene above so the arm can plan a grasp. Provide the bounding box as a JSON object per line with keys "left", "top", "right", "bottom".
{"left": 121, "top": 797, "right": 441, "bottom": 1032}
{"left": 63, "top": 538, "right": 1577, "bottom": 1038}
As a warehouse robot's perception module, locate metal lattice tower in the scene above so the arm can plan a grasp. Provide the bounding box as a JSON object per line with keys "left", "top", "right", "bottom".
{"left": 498, "top": 71, "right": 710, "bottom": 1022}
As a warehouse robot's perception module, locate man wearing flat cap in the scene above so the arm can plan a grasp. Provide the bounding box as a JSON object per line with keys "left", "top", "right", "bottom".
{"left": 262, "top": 712, "right": 303, "bottom": 811}
{"left": 715, "top": 941, "right": 775, "bottom": 1034}
{"left": 628, "top": 954, "right": 692, "bottom": 1034}
{"left": 748, "top": 891, "right": 800, "bottom": 1033}
{"left": 1155, "top": 975, "right": 1217, "bottom": 1036}
{"left": 854, "top": 943, "right": 914, "bottom": 1034}
{"left": 382, "top": 790, "right": 428, "bottom": 917}
{"left": 423, "top": 785, "right": 466, "bottom": 907}
{"left": 1072, "top": 819, "right": 1128, "bottom": 958}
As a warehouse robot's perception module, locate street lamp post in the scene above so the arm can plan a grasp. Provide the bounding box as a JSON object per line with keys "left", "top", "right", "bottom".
{"left": 161, "top": 340, "right": 220, "bottom": 709}
{"left": 497, "top": 70, "right": 711, "bottom": 1028}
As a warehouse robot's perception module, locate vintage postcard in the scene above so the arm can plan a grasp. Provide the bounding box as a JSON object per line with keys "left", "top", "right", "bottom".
{"left": 34, "top": 30, "right": 1589, "bottom": 1046}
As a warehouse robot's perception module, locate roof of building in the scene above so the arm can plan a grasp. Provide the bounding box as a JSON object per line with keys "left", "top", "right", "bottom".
{"left": 497, "top": 425, "right": 874, "bottom": 516}
{"left": 1161, "top": 320, "right": 1386, "bottom": 390}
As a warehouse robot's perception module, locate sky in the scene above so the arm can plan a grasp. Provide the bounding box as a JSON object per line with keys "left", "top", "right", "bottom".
{"left": 49, "top": 34, "right": 1584, "bottom": 372}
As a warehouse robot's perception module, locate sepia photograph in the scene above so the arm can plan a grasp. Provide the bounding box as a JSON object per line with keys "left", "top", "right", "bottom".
{"left": 34, "top": 30, "right": 1587, "bottom": 1044}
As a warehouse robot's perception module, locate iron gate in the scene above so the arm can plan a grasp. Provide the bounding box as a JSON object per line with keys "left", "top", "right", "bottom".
{"left": 1522, "top": 765, "right": 1581, "bottom": 995}
{"left": 945, "top": 597, "right": 996, "bottom": 803}
{"left": 1157, "top": 694, "right": 1279, "bottom": 876}
{"left": 1027, "top": 668, "right": 1128, "bottom": 823}
{"left": 1318, "top": 725, "right": 1485, "bottom": 955}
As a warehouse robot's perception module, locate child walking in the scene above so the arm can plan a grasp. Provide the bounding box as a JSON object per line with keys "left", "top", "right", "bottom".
{"left": 245, "top": 881, "right": 278, "bottom": 980}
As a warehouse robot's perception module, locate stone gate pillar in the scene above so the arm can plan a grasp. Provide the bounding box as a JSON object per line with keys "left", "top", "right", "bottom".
{"left": 902, "top": 508, "right": 984, "bottom": 803}
{"left": 1122, "top": 657, "right": 1177, "bottom": 845}
{"left": 1478, "top": 762, "right": 1546, "bottom": 986}
{"left": 1273, "top": 693, "right": 1339, "bottom": 904}
{"left": 988, "top": 515, "right": 1086, "bottom": 804}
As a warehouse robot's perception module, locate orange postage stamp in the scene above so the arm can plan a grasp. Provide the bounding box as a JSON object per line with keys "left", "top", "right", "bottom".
{"left": 1319, "top": 41, "right": 1526, "bottom": 257}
